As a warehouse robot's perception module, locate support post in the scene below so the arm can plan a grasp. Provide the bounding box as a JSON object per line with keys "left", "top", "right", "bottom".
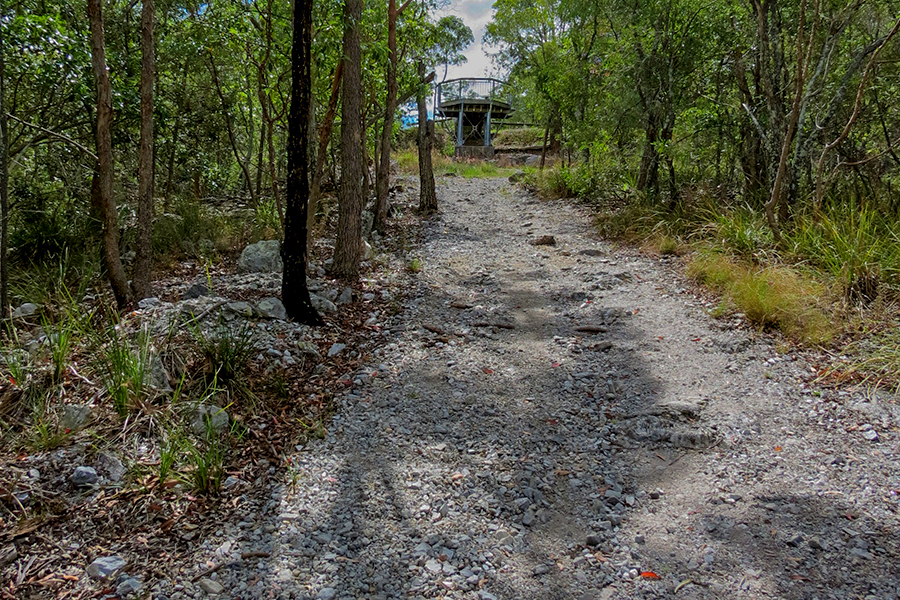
{"left": 457, "top": 102, "right": 464, "bottom": 147}
{"left": 485, "top": 105, "right": 492, "bottom": 147}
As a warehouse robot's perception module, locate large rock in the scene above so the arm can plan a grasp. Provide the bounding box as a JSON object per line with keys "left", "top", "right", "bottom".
{"left": 525, "top": 154, "right": 542, "bottom": 168}
{"left": 238, "top": 240, "right": 282, "bottom": 273}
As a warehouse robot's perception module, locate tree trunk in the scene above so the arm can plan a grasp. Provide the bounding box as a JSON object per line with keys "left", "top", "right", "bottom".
{"left": 331, "top": 0, "right": 364, "bottom": 279}
{"left": 416, "top": 62, "right": 436, "bottom": 213}
{"left": 637, "top": 110, "right": 660, "bottom": 196}
{"left": 208, "top": 53, "right": 257, "bottom": 206}
{"left": 132, "top": 0, "right": 155, "bottom": 300}
{"left": 87, "top": 0, "right": 132, "bottom": 308}
{"left": 0, "top": 0, "right": 8, "bottom": 313}
{"left": 373, "top": 0, "right": 400, "bottom": 233}
{"left": 307, "top": 62, "right": 343, "bottom": 252}
{"left": 281, "top": 0, "right": 322, "bottom": 326}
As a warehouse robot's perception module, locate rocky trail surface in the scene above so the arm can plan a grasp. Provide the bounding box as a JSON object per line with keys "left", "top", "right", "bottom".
{"left": 160, "top": 178, "right": 900, "bottom": 600}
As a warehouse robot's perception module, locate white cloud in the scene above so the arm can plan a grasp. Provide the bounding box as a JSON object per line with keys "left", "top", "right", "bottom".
{"left": 434, "top": 0, "right": 502, "bottom": 80}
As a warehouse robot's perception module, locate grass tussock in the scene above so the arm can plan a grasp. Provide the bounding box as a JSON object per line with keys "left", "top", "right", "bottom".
{"left": 686, "top": 252, "right": 835, "bottom": 345}
{"left": 395, "top": 149, "right": 520, "bottom": 179}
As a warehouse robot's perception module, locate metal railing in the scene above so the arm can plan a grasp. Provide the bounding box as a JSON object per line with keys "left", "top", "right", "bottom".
{"left": 436, "top": 78, "right": 511, "bottom": 108}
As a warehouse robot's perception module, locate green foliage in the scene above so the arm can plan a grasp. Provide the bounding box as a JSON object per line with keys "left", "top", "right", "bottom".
{"left": 97, "top": 325, "right": 152, "bottom": 418}
{"left": 787, "top": 202, "right": 900, "bottom": 300}
{"left": 492, "top": 127, "right": 544, "bottom": 148}
{"left": 190, "top": 320, "right": 255, "bottom": 386}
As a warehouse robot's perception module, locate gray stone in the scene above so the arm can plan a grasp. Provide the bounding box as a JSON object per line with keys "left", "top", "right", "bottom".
{"left": 190, "top": 405, "right": 230, "bottom": 435}
{"left": 317, "top": 588, "right": 337, "bottom": 600}
{"left": 425, "top": 559, "right": 442, "bottom": 574}
{"left": 86, "top": 555, "right": 126, "bottom": 579}
{"left": 336, "top": 287, "right": 354, "bottom": 306}
{"left": 522, "top": 509, "right": 535, "bottom": 526}
{"left": 199, "top": 578, "right": 225, "bottom": 594}
{"left": 148, "top": 353, "right": 172, "bottom": 393}
{"left": 11, "top": 303, "right": 38, "bottom": 318}
{"left": 809, "top": 537, "right": 825, "bottom": 550}
{"left": 363, "top": 239, "right": 375, "bottom": 260}
{"left": 297, "top": 341, "right": 322, "bottom": 360}
{"left": 327, "top": 343, "right": 347, "bottom": 358}
{"left": 182, "top": 283, "right": 209, "bottom": 300}
{"left": 226, "top": 301, "right": 254, "bottom": 318}
{"left": 361, "top": 210, "right": 374, "bottom": 238}
{"left": 525, "top": 154, "right": 542, "bottom": 168}
{"left": 238, "top": 240, "right": 283, "bottom": 273}
{"left": 98, "top": 453, "right": 127, "bottom": 482}
{"left": 310, "top": 294, "right": 337, "bottom": 314}
{"left": 862, "top": 429, "right": 879, "bottom": 441}
{"left": 71, "top": 466, "right": 99, "bottom": 487}
{"left": 256, "top": 297, "right": 287, "bottom": 320}
{"left": 116, "top": 577, "right": 143, "bottom": 597}
{"left": 137, "top": 297, "right": 161, "bottom": 309}
{"left": 59, "top": 404, "right": 92, "bottom": 431}
{"left": 533, "top": 564, "right": 550, "bottom": 576}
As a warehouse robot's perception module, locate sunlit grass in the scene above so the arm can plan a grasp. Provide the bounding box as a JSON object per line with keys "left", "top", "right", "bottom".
{"left": 394, "top": 149, "right": 520, "bottom": 179}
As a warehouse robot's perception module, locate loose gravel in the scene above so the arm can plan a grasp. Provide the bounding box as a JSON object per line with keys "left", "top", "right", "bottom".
{"left": 158, "top": 177, "right": 900, "bottom": 600}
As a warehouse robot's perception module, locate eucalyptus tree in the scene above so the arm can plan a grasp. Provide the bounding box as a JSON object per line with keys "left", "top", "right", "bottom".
{"left": 1, "top": 0, "right": 8, "bottom": 312}
{"left": 132, "top": 0, "right": 155, "bottom": 299}
{"left": 331, "top": 0, "right": 365, "bottom": 279}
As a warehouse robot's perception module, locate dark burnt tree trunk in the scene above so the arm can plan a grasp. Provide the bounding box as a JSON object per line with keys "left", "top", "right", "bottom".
{"left": 132, "top": 0, "right": 155, "bottom": 299}
{"left": 0, "top": 0, "right": 8, "bottom": 313}
{"left": 88, "top": 0, "right": 132, "bottom": 308}
{"left": 281, "top": 0, "right": 322, "bottom": 325}
{"left": 416, "top": 62, "right": 436, "bottom": 213}
{"left": 332, "top": 0, "right": 364, "bottom": 279}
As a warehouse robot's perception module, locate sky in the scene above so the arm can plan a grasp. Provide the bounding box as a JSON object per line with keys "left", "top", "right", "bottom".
{"left": 435, "top": 0, "right": 499, "bottom": 80}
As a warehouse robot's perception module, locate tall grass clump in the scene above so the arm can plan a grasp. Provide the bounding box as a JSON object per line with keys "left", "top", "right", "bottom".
{"left": 787, "top": 201, "right": 900, "bottom": 301}
{"left": 97, "top": 325, "right": 153, "bottom": 417}
{"left": 687, "top": 252, "right": 834, "bottom": 344}
{"left": 189, "top": 320, "right": 255, "bottom": 387}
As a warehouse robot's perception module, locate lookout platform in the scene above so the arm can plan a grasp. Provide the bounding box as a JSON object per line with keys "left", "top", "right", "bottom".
{"left": 435, "top": 78, "right": 512, "bottom": 158}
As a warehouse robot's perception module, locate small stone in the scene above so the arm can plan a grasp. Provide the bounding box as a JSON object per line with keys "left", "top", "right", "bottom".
{"left": 116, "top": 577, "right": 143, "bottom": 597}
{"left": 256, "top": 297, "right": 287, "bottom": 320}
{"left": 327, "top": 343, "right": 347, "bottom": 358}
{"left": 182, "top": 283, "right": 209, "bottom": 300}
{"left": 137, "top": 297, "right": 161, "bottom": 309}
{"left": 310, "top": 293, "right": 337, "bottom": 314}
{"left": 425, "top": 559, "right": 442, "bottom": 574}
{"left": 97, "top": 453, "right": 127, "bottom": 482}
{"left": 86, "top": 555, "right": 125, "bottom": 580}
{"left": 531, "top": 235, "right": 556, "bottom": 246}
{"left": 58, "top": 404, "right": 92, "bottom": 431}
{"left": 533, "top": 564, "right": 551, "bottom": 576}
{"left": 190, "top": 405, "right": 229, "bottom": 435}
{"left": 649, "top": 491, "right": 661, "bottom": 500}
{"left": 634, "top": 535, "right": 645, "bottom": 545}
{"left": 336, "top": 287, "right": 354, "bottom": 305}
{"left": 226, "top": 301, "right": 254, "bottom": 318}
{"left": 586, "top": 535, "right": 602, "bottom": 547}
{"left": 862, "top": 429, "right": 879, "bottom": 441}
{"left": 809, "top": 537, "right": 825, "bottom": 550}
{"left": 522, "top": 509, "right": 535, "bottom": 526}
{"left": 11, "top": 303, "right": 38, "bottom": 318}
{"left": 199, "top": 578, "right": 225, "bottom": 594}
{"left": 71, "top": 466, "right": 99, "bottom": 487}
{"left": 787, "top": 534, "right": 804, "bottom": 547}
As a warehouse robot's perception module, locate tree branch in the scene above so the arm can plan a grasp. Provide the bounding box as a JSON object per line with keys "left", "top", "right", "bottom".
{"left": 6, "top": 113, "right": 97, "bottom": 161}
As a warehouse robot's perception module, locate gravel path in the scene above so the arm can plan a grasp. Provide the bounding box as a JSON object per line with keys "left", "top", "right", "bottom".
{"left": 161, "top": 177, "right": 900, "bottom": 600}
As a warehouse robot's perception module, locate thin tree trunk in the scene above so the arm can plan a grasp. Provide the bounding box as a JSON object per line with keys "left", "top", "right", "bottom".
{"left": 87, "top": 0, "right": 132, "bottom": 308}
{"left": 133, "top": 0, "right": 155, "bottom": 299}
{"left": 281, "top": 0, "right": 322, "bottom": 325}
{"left": 255, "top": 121, "right": 265, "bottom": 198}
{"left": 332, "top": 0, "right": 364, "bottom": 279}
{"left": 208, "top": 53, "right": 257, "bottom": 206}
{"left": 373, "top": 0, "right": 402, "bottom": 233}
{"left": 416, "top": 62, "right": 436, "bottom": 213}
{"left": 0, "top": 0, "right": 8, "bottom": 313}
{"left": 307, "top": 61, "right": 343, "bottom": 250}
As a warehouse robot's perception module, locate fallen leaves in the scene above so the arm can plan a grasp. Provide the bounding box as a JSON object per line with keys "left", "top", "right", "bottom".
{"left": 640, "top": 571, "right": 661, "bottom": 580}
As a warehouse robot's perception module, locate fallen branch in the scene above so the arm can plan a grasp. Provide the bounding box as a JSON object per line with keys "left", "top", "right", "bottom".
{"left": 472, "top": 321, "right": 515, "bottom": 330}
{"left": 191, "top": 551, "right": 270, "bottom": 582}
